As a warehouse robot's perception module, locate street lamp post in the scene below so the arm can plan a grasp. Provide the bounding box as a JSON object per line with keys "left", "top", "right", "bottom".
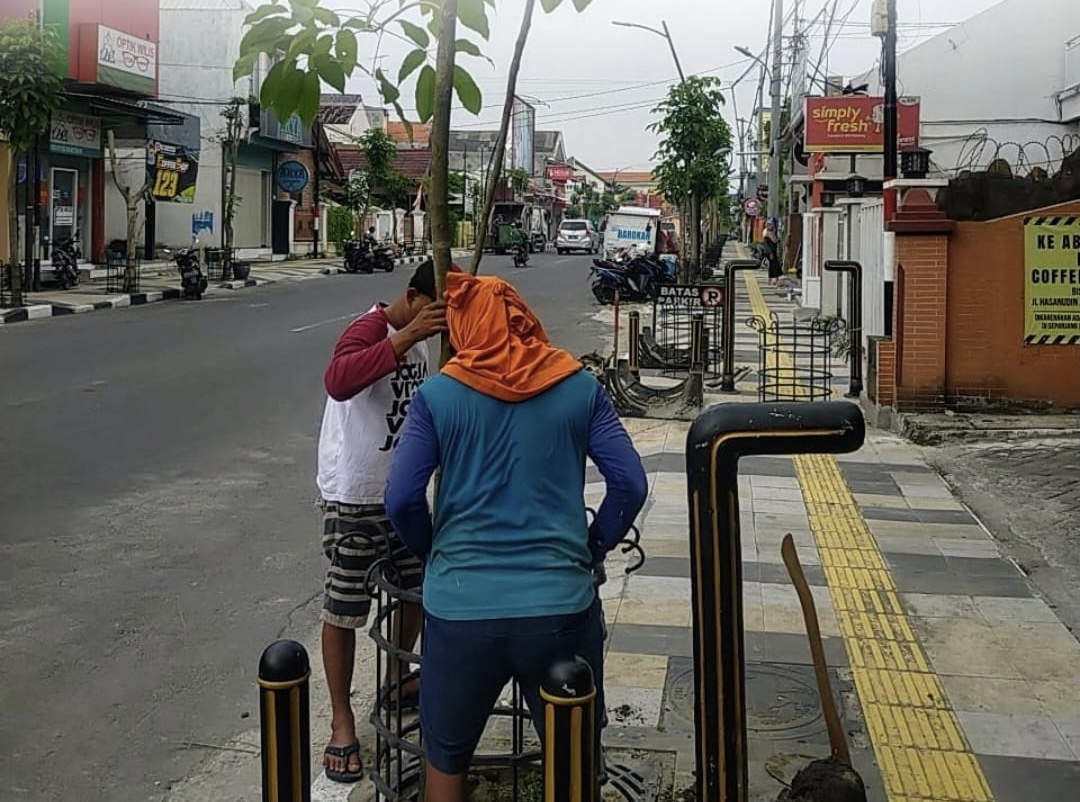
{"left": 611, "top": 20, "right": 686, "bottom": 82}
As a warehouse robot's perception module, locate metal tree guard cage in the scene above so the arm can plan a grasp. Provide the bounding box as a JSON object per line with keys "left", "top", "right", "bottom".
{"left": 366, "top": 558, "right": 540, "bottom": 802}
{"left": 748, "top": 312, "right": 845, "bottom": 402}
{"left": 650, "top": 301, "right": 722, "bottom": 375}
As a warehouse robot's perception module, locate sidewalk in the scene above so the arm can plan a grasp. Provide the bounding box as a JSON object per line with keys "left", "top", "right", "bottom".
{"left": 587, "top": 263, "right": 1080, "bottom": 800}
{"left": 1, "top": 250, "right": 471, "bottom": 327}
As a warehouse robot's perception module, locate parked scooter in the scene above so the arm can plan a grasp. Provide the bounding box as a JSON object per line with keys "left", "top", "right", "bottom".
{"left": 344, "top": 238, "right": 374, "bottom": 273}
{"left": 50, "top": 232, "right": 81, "bottom": 290}
{"left": 163, "top": 243, "right": 209, "bottom": 300}
{"left": 589, "top": 253, "right": 671, "bottom": 304}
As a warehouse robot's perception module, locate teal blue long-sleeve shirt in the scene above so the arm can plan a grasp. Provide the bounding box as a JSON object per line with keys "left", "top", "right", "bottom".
{"left": 385, "top": 370, "right": 647, "bottom": 621}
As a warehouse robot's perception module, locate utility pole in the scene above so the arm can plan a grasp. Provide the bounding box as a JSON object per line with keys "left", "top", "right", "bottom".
{"left": 766, "top": 0, "right": 784, "bottom": 224}
{"left": 881, "top": 0, "right": 898, "bottom": 335}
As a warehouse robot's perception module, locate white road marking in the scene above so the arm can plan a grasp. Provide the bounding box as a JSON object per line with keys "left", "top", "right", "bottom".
{"left": 290, "top": 312, "right": 358, "bottom": 333}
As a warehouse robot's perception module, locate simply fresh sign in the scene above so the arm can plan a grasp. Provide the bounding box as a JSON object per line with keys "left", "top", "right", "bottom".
{"left": 803, "top": 95, "right": 920, "bottom": 153}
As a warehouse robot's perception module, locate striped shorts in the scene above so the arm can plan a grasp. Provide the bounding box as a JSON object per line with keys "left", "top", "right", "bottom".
{"left": 320, "top": 500, "right": 423, "bottom": 629}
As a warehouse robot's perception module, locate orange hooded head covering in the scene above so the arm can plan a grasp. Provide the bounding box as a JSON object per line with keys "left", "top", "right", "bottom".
{"left": 442, "top": 272, "right": 582, "bottom": 403}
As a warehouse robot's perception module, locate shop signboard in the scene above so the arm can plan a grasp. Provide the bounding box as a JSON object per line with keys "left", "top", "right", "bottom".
{"left": 803, "top": 95, "right": 921, "bottom": 153}
{"left": 1023, "top": 215, "right": 1080, "bottom": 345}
{"left": 50, "top": 112, "right": 102, "bottom": 158}
{"left": 146, "top": 140, "right": 199, "bottom": 204}
{"left": 276, "top": 160, "right": 310, "bottom": 194}
{"left": 93, "top": 24, "right": 157, "bottom": 95}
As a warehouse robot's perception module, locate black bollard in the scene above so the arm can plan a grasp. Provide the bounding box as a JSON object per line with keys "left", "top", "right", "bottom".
{"left": 628, "top": 310, "right": 641, "bottom": 377}
{"left": 685, "top": 402, "right": 865, "bottom": 802}
{"left": 719, "top": 260, "right": 760, "bottom": 392}
{"left": 259, "top": 639, "right": 312, "bottom": 802}
{"left": 541, "top": 656, "right": 598, "bottom": 802}
{"left": 823, "top": 260, "right": 865, "bottom": 397}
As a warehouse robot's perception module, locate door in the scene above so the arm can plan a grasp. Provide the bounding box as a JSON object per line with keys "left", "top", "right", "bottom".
{"left": 50, "top": 168, "right": 78, "bottom": 248}
{"left": 271, "top": 199, "right": 291, "bottom": 255}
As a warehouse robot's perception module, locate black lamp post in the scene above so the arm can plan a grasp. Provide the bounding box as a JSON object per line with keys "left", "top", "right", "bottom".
{"left": 900, "top": 146, "right": 932, "bottom": 179}
{"left": 820, "top": 191, "right": 836, "bottom": 208}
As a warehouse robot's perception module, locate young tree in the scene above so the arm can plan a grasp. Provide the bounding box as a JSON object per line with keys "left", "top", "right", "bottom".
{"left": 106, "top": 131, "right": 152, "bottom": 293}
{"left": 220, "top": 98, "right": 247, "bottom": 281}
{"left": 236, "top": 0, "right": 594, "bottom": 353}
{"left": 0, "top": 19, "right": 65, "bottom": 306}
{"left": 342, "top": 173, "right": 369, "bottom": 236}
{"left": 356, "top": 126, "right": 397, "bottom": 231}
{"left": 649, "top": 76, "right": 733, "bottom": 280}
{"left": 382, "top": 169, "right": 414, "bottom": 244}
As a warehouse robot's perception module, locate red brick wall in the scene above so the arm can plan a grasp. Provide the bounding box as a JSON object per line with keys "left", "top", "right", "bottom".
{"left": 275, "top": 150, "right": 317, "bottom": 245}
{"left": 945, "top": 200, "right": 1080, "bottom": 409}
{"left": 894, "top": 233, "right": 950, "bottom": 409}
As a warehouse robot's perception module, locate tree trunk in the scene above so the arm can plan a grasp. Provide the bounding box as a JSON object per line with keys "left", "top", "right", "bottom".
{"left": 223, "top": 138, "right": 240, "bottom": 281}
{"left": 6, "top": 148, "right": 24, "bottom": 306}
{"left": 469, "top": 0, "right": 536, "bottom": 275}
{"left": 125, "top": 199, "right": 140, "bottom": 293}
{"left": 429, "top": 0, "right": 459, "bottom": 367}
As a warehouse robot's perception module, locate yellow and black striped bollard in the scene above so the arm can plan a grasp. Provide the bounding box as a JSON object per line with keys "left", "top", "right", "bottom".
{"left": 258, "top": 639, "right": 312, "bottom": 802}
{"left": 541, "top": 656, "right": 597, "bottom": 802}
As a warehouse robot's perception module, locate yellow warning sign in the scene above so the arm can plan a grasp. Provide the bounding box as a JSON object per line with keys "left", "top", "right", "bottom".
{"left": 1023, "top": 215, "right": 1080, "bottom": 345}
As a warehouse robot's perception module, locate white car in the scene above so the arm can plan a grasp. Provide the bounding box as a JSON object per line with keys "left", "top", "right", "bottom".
{"left": 556, "top": 219, "right": 598, "bottom": 254}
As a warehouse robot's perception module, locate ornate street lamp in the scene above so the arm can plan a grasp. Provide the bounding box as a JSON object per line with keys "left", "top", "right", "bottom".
{"left": 900, "top": 146, "right": 932, "bottom": 179}
{"left": 845, "top": 173, "right": 866, "bottom": 198}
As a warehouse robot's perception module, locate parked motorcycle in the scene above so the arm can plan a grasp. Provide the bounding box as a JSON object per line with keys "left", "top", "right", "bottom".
{"left": 344, "top": 238, "right": 396, "bottom": 273}
{"left": 589, "top": 254, "right": 672, "bottom": 305}
{"left": 50, "top": 233, "right": 81, "bottom": 290}
{"left": 163, "top": 245, "right": 209, "bottom": 300}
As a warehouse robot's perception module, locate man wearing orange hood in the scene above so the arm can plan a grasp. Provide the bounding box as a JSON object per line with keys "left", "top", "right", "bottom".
{"left": 385, "top": 272, "right": 647, "bottom": 801}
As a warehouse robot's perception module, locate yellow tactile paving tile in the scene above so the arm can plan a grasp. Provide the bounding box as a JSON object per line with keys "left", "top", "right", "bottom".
{"left": 742, "top": 267, "right": 996, "bottom": 802}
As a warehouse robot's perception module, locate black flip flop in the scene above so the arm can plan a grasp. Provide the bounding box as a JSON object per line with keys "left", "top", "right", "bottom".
{"left": 324, "top": 740, "right": 364, "bottom": 783}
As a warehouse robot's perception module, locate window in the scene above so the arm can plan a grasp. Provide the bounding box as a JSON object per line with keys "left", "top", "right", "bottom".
{"left": 560, "top": 220, "right": 587, "bottom": 231}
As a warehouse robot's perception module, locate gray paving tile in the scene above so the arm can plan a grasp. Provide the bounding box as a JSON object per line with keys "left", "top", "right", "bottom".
{"left": 884, "top": 552, "right": 951, "bottom": 575}
{"left": 753, "top": 560, "right": 826, "bottom": 587}
{"left": 861, "top": 506, "right": 980, "bottom": 525}
{"left": 945, "top": 555, "right": 1023, "bottom": 578}
{"left": 744, "top": 631, "right": 850, "bottom": 667}
{"left": 636, "top": 556, "right": 691, "bottom": 579}
{"left": 974, "top": 596, "right": 1061, "bottom": 623}
{"left": 740, "top": 456, "right": 797, "bottom": 477}
{"left": 608, "top": 623, "right": 693, "bottom": 658}
{"left": 873, "top": 534, "right": 942, "bottom": 556}
{"left": 957, "top": 711, "right": 1075, "bottom": 760}
{"left": 978, "top": 754, "right": 1080, "bottom": 802}
{"left": 898, "top": 572, "right": 1034, "bottom": 598}
{"left": 846, "top": 479, "right": 903, "bottom": 496}
{"left": 902, "top": 592, "right": 978, "bottom": 618}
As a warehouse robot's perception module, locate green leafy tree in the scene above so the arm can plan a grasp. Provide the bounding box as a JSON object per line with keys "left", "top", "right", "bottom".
{"left": 0, "top": 19, "right": 65, "bottom": 305}
{"left": 342, "top": 173, "right": 369, "bottom": 236}
{"left": 236, "top": 0, "right": 593, "bottom": 357}
{"left": 356, "top": 126, "right": 396, "bottom": 230}
{"left": 382, "top": 169, "right": 415, "bottom": 243}
{"left": 649, "top": 76, "right": 733, "bottom": 279}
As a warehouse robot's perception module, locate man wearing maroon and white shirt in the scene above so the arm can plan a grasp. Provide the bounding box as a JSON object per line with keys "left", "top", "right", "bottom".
{"left": 316, "top": 260, "right": 447, "bottom": 783}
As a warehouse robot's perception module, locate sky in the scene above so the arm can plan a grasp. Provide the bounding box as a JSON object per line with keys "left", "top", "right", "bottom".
{"left": 326, "top": 0, "right": 1008, "bottom": 172}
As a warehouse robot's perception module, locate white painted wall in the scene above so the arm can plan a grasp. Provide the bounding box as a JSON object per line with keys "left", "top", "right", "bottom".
{"left": 852, "top": 0, "right": 1080, "bottom": 175}
{"left": 155, "top": 0, "right": 257, "bottom": 250}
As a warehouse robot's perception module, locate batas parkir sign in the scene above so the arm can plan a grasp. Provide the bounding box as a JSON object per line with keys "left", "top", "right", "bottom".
{"left": 803, "top": 95, "right": 921, "bottom": 153}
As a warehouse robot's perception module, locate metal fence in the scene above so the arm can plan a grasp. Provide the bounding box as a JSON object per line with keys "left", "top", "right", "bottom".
{"left": 748, "top": 312, "right": 844, "bottom": 402}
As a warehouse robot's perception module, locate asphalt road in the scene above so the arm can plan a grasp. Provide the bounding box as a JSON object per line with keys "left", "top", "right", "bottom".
{"left": 0, "top": 251, "right": 607, "bottom": 802}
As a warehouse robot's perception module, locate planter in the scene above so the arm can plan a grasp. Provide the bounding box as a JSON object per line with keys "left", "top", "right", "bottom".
{"left": 232, "top": 262, "right": 251, "bottom": 281}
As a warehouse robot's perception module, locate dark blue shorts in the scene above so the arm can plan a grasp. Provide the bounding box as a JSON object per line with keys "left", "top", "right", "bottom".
{"left": 419, "top": 598, "right": 605, "bottom": 776}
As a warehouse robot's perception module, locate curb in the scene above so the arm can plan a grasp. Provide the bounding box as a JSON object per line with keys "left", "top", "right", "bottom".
{"left": 0, "top": 304, "right": 53, "bottom": 326}
{"left": 218, "top": 278, "right": 267, "bottom": 290}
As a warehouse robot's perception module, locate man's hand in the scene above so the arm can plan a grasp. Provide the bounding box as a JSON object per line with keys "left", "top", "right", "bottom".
{"left": 391, "top": 301, "right": 448, "bottom": 358}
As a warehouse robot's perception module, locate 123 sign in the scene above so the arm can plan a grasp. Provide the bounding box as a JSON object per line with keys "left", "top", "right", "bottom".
{"left": 146, "top": 140, "right": 198, "bottom": 204}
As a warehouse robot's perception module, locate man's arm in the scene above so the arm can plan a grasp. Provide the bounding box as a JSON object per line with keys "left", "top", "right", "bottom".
{"left": 385, "top": 391, "right": 439, "bottom": 560}
{"left": 586, "top": 385, "right": 648, "bottom": 562}
{"left": 324, "top": 312, "right": 400, "bottom": 402}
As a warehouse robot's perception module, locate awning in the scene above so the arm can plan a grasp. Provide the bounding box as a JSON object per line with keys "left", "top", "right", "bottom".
{"left": 68, "top": 92, "right": 186, "bottom": 126}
